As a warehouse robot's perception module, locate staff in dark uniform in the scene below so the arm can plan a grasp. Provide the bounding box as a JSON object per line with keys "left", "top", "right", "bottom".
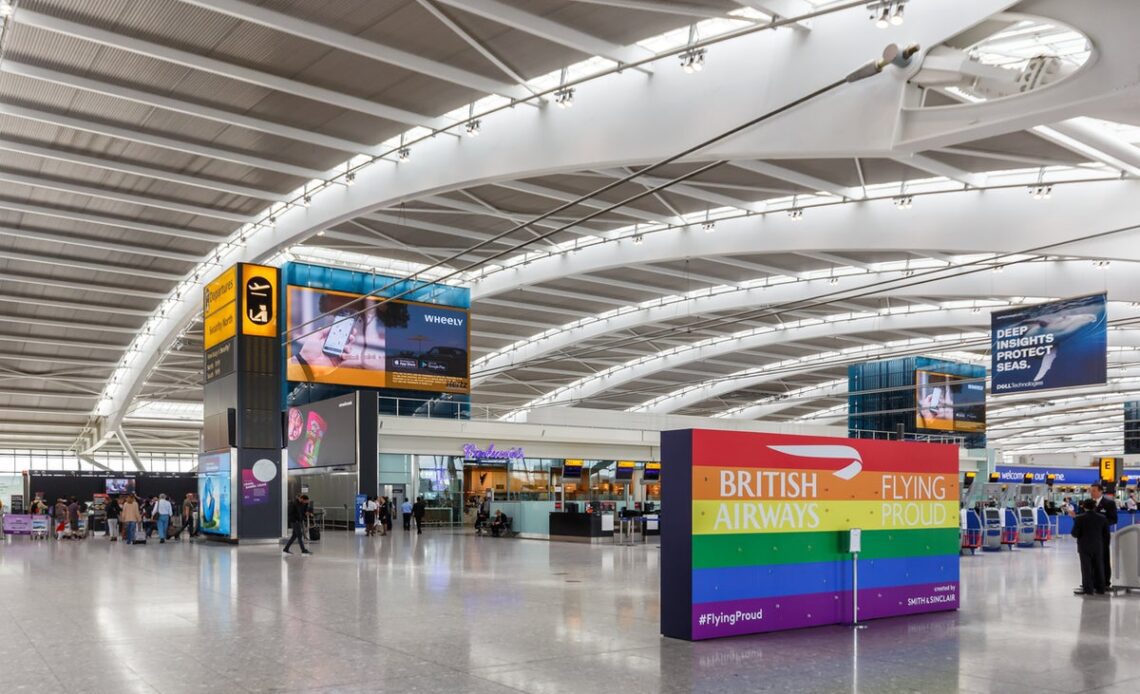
{"left": 1087, "top": 483, "right": 1117, "bottom": 586}
{"left": 1071, "top": 499, "right": 1109, "bottom": 595}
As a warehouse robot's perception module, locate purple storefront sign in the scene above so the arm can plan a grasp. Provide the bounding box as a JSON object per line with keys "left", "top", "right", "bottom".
{"left": 2, "top": 514, "right": 49, "bottom": 535}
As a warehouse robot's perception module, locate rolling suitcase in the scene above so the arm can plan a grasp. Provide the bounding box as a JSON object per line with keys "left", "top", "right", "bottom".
{"left": 308, "top": 524, "right": 320, "bottom": 542}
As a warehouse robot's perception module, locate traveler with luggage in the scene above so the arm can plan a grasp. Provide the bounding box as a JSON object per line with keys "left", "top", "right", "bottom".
{"left": 152, "top": 494, "right": 174, "bottom": 543}
{"left": 120, "top": 494, "right": 143, "bottom": 545}
{"left": 283, "top": 493, "right": 313, "bottom": 556}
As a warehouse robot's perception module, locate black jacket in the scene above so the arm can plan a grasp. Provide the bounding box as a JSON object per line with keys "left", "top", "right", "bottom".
{"left": 412, "top": 500, "right": 426, "bottom": 519}
{"left": 288, "top": 499, "right": 309, "bottom": 525}
{"left": 1071, "top": 511, "right": 1110, "bottom": 554}
{"left": 1092, "top": 496, "right": 1118, "bottom": 526}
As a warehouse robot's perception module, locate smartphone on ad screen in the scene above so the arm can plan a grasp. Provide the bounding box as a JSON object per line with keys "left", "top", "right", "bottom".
{"left": 322, "top": 312, "right": 357, "bottom": 358}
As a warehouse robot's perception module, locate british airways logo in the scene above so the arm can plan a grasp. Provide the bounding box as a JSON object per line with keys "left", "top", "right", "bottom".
{"left": 767, "top": 445, "right": 864, "bottom": 480}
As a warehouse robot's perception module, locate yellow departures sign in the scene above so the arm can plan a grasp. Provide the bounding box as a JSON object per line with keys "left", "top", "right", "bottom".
{"left": 203, "top": 266, "right": 237, "bottom": 350}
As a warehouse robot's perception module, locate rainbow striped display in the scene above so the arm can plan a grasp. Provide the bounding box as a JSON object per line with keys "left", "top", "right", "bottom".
{"left": 661, "top": 430, "right": 960, "bottom": 641}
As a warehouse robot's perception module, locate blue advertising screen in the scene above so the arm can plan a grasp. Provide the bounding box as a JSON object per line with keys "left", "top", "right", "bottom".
{"left": 991, "top": 294, "right": 1107, "bottom": 395}
{"left": 198, "top": 451, "right": 232, "bottom": 537}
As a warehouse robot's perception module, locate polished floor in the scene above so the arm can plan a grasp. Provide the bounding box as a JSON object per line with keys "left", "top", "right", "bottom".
{"left": 1, "top": 529, "right": 1137, "bottom": 694}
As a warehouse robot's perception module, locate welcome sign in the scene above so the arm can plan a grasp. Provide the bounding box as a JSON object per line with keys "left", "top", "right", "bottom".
{"left": 661, "top": 430, "right": 960, "bottom": 641}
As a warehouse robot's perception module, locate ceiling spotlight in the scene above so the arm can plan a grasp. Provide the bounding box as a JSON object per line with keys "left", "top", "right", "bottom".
{"left": 465, "top": 119, "right": 481, "bottom": 137}
{"left": 680, "top": 48, "right": 706, "bottom": 74}
{"left": 1028, "top": 184, "right": 1052, "bottom": 200}
{"left": 892, "top": 195, "right": 913, "bottom": 209}
{"left": 787, "top": 207, "right": 803, "bottom": 221}
{"left": 702, "top": 221, "right": 716, "bottom": 233}
{"left": 268, "top": 215, "right": 277, "bottom": 226}
{"left": 554, "top": 88, "right": 575, "bottom": 109}
{"left": 1094, "top": 260, "right": 1111, "bottom": 269}
{"left": 869, "top": 1, "right": 904, "bottom": 28}
{"left": 992, "top": 264, "right": 1004, "bottom": 273}
{"left": 633, "top": 234, "right": 643, "bottom": 245}
{"left": 346, "top": 171, "right": 356, "bottom": 185}
{"left": 302, "top": 195, "right": 311, "bottom": 207}
{"left": 398, "top": 147, "right": 411, "bottom": 161}
{"left": 829, "top": 277, "right": 839, "bottom": 285}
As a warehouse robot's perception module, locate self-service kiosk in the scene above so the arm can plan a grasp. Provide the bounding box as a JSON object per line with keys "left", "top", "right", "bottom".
{"left": 1015, "top": 506, "right": 1037, "bottom": 547}
{"left": 982, "top": 507, "right": 1004, "bottom": 551}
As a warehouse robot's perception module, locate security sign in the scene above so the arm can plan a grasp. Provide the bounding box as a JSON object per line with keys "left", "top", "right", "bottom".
{"left": 241, "top": 264, "right": 278, "bottom": 337}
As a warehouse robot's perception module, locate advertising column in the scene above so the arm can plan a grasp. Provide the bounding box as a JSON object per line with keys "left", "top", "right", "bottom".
{"left": 661, "top": 430, "right": 960, "bottom": 641}
{"left": 201, "top": 263, "right": 284, "bottom": 542}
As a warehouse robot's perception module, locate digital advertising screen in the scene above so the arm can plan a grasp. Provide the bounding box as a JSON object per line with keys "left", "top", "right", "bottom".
{"left": 991, "top": 294, "right": 1107, "bottom": 395}
{"left": 286, "top": 286, "right": 470, "bottom": 394}
{"left": 104, "top": 478, "right": 136, "bottom": 495}
{"left": 198, "top": 451, "right": 232, "bottom": 537}
{"left": 286, "top": 393, "right": 357, "bottom": 470}
{"left": 915, "top": 371, "right": 986, "bottom": 433}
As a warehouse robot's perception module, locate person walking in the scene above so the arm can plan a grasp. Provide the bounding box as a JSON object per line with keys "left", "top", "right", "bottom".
{"left": 1072, "top": 498, "right": 1110, "bottom": 595}
{"left": 283, "top": 494, "right": 313, "bottom": 555}
{"left": 105, "top": 496, "right": 121, "bottom": 542}
{"left": 412, "top": 496, "right": 426, "bottom": 535}
{"left": 152, "top": 494, "right": 174, "bottom": 543}
{"left": 120, "top": 494, "right": 142, "bottom": 545}
{"left": 67, "top": 496, "right": 81, "bottom": 538}
{"left": 363, "top": 496, "right": 378, "bottom": 537}
{"left": 401, "top": 497, "right": 413, "bottom": 531}
{"left": 178, "top": 494, "right": 197, "bottom": 539}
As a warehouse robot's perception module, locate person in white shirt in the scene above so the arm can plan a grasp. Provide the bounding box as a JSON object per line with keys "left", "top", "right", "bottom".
{"left": 362, "top": 496, "right": 379, "bottom": 536}
{"left": 152, "top": 494, "right": 174, "bottom": 543}
{"left": 1127, "top": 493, "right": 1138, "bottom": 512}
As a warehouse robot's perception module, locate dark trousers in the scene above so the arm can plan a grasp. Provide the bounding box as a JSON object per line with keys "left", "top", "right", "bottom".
{"left": 1079, "top": 547, "right": 1106, "bottom": 593}
{"left": 284, "top": 521, "right": 307, "bottom": 552}
{"left": 403, "top": 513, "right": 411, "bottom": 531}
{"left": 414, "top": 515, "right": 423, "bottom": 533}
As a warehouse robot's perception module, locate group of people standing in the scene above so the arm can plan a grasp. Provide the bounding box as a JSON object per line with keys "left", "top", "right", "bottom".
{"left": 102, "top": 493, "right": 198, "bottom": 544}
{"left": 362, "top": 496, "right": 394, "bottom": 536}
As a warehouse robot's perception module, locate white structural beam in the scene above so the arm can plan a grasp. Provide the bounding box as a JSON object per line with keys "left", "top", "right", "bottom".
{"left": 0, "top": 199, "right": 225, "bottom": 244}
{"left": 499, "top": 307, "right": 1018, "bottom": 416}
{"left": 175, "top": 0, "right": 525, "bottom": 98}
{"left": 432, "top": 0, "right": 654, "bottom": 67}
{"left": 14, "top": 9, "right": 451, "bottom": 130}
{"left": 730, "top": 160, "right": 861, "bottom": 199}
{"left": 567, "top": 0, "right": 732, "bottom": 19}
{"left": 493, "top": 180, "right": 677, "bottom": 224}
{"left": 733, "top": 0, "right": 814, "bottom": 28}
{"left": 600, "top": 170, "right": 768, "bottom": 213}
{"left": 115, "top": 428, "right": 146, "bottom": 472}
{"left": 0, "top": 103, "right": 326, "bottom": 179}
{"left": 1035, "top": 121, "right": 1140, "bottom": 177}
{"left": 893, "top": 153, "right": 987, "bottom": 188}
{"left": 0, "top": 226, "right": 202, "bottom": 264}
{"left": 97, "top": 0, "right": 1097, "bottom": 437}
{"left": 0, "top": 138, "right": 287, "bottom": 201}
{"left": 0, "top": 60, "right": 377, "bottom": 155}
{"left": 0, "top": 169, "right": 255, "bottom": 223}
{"left": 895, "top": 0, "right": 1140, "bottom": 150}
{"left": 471, "top": 179, "right": 1140, "bottom": 299}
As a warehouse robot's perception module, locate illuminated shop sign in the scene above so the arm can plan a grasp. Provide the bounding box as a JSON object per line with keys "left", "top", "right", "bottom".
{"left": 461, "top": 443, "right": 525, "bottom": 462}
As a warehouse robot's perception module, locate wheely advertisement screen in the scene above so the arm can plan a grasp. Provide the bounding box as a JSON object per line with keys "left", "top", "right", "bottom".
{"left": 286, "top": 393, "right": 358, "bottom": 470}
{"left": 915, "top": 370, "right": 986, "bottom": 433}
{"left": 286, "top": 286, "right": 470, "bottom": 394}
